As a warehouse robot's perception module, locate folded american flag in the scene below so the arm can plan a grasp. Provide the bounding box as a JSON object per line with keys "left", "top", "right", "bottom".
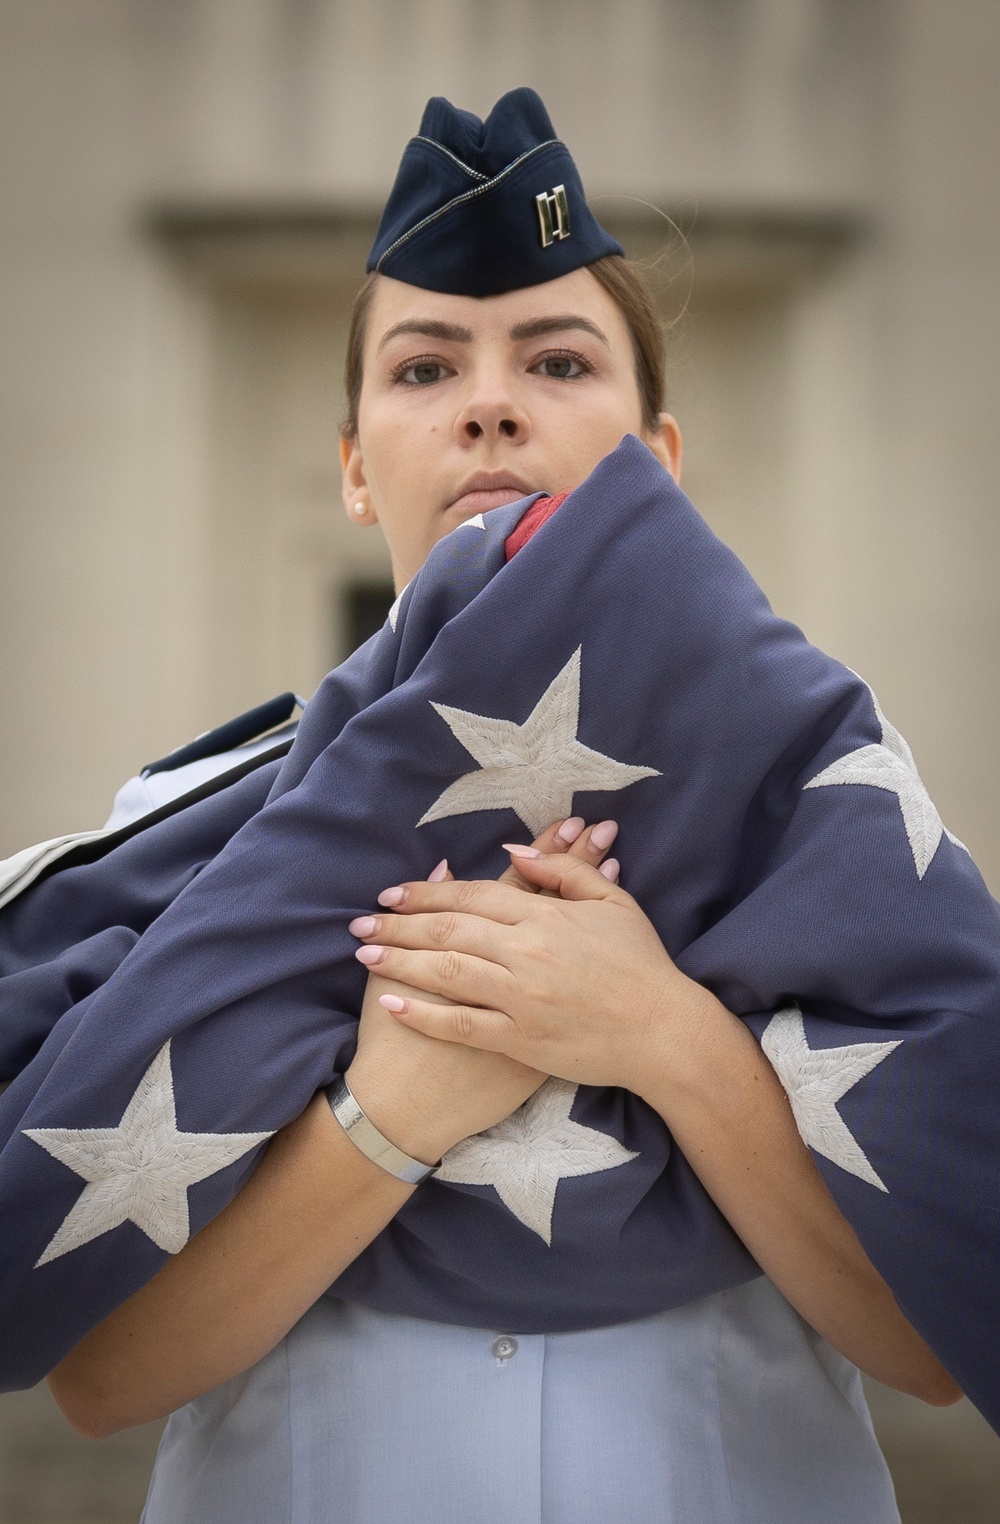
{"left": 1, "top": 436, "right": 997, "bottom": 1431}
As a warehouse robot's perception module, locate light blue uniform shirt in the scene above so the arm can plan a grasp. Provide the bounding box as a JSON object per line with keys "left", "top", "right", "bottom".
{"left": 142, "top": 1277, "right": 899, "bottom": 1524}
{"left": 103, "top": 723, "right": 300, "bottom": 832}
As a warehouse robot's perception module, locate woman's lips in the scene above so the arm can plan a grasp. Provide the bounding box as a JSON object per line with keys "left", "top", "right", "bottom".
{"left": 449, "top": 487, "right": 536, "bottom": 515}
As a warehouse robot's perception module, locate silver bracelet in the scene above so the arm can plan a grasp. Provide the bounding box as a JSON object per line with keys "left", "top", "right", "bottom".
{"left": 326, "top": 1076, "right": 440, "bottom": 1185}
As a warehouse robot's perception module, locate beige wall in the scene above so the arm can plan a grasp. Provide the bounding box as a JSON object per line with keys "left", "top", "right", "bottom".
{"left": 877, "top": 0, "right": 1000, "bottom": 885}
{"left": 0, "top": 3, "right": 210, "bottom": 844}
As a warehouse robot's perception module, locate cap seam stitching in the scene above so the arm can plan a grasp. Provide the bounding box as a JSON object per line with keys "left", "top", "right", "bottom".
{"left": 374, "top": 139, "right": 563, "bottom": 269}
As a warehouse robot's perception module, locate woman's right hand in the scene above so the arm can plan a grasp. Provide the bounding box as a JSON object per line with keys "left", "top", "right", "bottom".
{"left": 46, "top": 816, "right": 619, "bottom": 1436}
{"left": 345, "top": 817, "right": 619, "bottom": 1163}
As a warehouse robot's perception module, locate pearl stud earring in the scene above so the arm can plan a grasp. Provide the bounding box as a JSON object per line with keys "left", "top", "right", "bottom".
{"left": 352, "top": 502, "right": 367, "bottom": 518}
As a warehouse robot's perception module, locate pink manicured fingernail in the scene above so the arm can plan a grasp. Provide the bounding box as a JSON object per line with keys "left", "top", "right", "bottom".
{"left": 599, "top": 858, "right": 620, "bottom": 882}
{"left": 355, "top": 944, "right": 387, "bottom": 966}
{"left": 428, "top": 859, "right": 449, "bottom": 882}
{"left": 348, "top": 915, "right": 380, "bottom": 938}
{"left": 557, "top": 816, "right": 585, "bottom": 844}
{"left": 502, "top": 843, "right": 542, "bottom": 859}
{"left": 379, "top": 994, "right": 409, "bottom": 1013}
{"left": 590, "top": 820, "right": 619, "bottom": 851}
{"left": 377, "top": 886, "right": 407, "bottom": 907}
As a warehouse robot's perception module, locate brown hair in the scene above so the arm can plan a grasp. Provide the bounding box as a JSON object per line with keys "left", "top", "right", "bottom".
{"left": 340, "top": 254, "right": 666, "bottom": 440}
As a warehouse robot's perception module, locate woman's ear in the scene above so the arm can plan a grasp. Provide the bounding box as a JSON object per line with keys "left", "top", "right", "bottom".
{"left": 644, "top": 414, "right": 683, "bottom": 485}
{"left": 340, "top": 433, "right": 376, "bottom": 525}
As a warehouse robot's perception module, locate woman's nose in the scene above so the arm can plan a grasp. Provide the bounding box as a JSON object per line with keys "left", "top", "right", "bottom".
{"left": 462, "top": 414, "right": 520, "bottom": 440}
{"left": 454, "top": 389, "right": 530, "bottom": 444}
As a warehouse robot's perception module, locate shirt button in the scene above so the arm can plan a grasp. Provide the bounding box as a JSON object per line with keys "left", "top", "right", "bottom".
{"left": 492, "top": 1335, "right": 518, "bottom": 1362}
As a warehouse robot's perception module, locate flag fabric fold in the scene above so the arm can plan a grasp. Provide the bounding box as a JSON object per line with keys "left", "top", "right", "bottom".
{"left": 0, "top": 435, "right": 997, "bottom": 1430}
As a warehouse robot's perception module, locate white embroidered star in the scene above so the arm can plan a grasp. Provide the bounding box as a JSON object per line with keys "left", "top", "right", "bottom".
{"left": 761, "top": 1008, "right": 901, "bottom": 1192}
{"left": 387, "top": 588, "right": 405, "bottom": 632}
{"left": 418, "top": 647, "right": 660, "bottom": 834}
{"left": 24, "top": 1042, "right": 272, "bottom": 1266}
{"left": 804, "top": 685, "right": 965, "bottom": 878}
{"left": 435, "top": 1077, "right": 638, "bottom": 1244}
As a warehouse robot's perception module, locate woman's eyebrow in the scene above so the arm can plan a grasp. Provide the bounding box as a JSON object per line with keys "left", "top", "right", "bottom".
{"left": 376, "top": 314, "right": 611, "bottom": 352}
{"left": 377, "top": 319, "right": 474, "bottom": 351}
{"left": 509, "top": 315, "right": 610, "bottom": 346}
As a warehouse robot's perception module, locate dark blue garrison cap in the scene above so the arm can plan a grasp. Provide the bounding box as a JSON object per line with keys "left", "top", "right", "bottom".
{"left": 367, "top": 88, "right": 623, "bottom": 297}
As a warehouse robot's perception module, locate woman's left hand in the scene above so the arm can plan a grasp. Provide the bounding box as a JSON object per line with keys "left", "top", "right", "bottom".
{"left": 349, "top": 847, "right": 712, "bottom": 1092}
{"left": 351, "top": 845, "right": 965, "bottom": 1408}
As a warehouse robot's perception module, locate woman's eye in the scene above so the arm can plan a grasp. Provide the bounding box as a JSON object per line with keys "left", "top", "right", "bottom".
{"left": 535, "top": 352, "right": 590, "bottom": 380}
{"left": 397, "top": 359, "right": 449, "bottom": 386}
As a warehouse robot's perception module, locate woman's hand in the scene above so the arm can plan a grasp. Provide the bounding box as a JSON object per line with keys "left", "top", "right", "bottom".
{"left": 351, "top": 846, "right": 961, "bottom": 1405}
{"left": 345, "top": 824, "right": 623, "bottom": 1160}
{"left": 350, "top": 844, "right": 695, "bottom": 1093}
{"left": 48, "top": 819, "right": 622, "bottom": 1436}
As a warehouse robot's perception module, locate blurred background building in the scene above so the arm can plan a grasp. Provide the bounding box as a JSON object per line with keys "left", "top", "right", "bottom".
{"left": 1, "top": 0, "right": 999, "bottom": 1519}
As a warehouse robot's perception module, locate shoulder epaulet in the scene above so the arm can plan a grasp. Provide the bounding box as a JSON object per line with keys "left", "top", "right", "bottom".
{"left": 141, "top": 692, "right": 304, "bottom": 778}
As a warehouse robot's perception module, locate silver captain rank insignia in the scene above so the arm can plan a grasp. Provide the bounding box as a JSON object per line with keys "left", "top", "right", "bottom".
{"left": 536, "top": 185, "right": 571, "bottom": 248}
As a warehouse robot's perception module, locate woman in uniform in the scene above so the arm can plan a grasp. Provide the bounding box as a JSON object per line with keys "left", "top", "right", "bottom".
{"left": 47, "top": 88, "right": 958, "bottom": 1524}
